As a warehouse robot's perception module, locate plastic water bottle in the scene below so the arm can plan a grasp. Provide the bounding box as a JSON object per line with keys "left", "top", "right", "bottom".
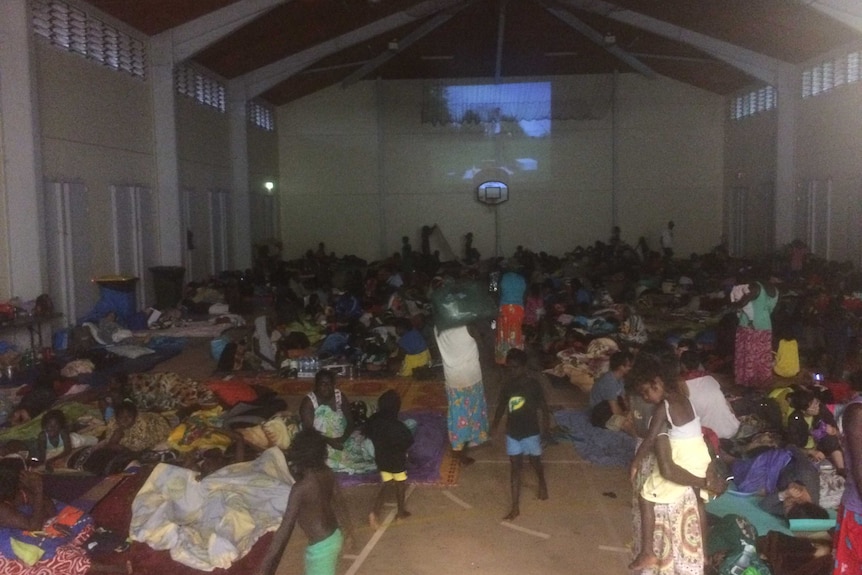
{"left": 730, "top": 541, "right": 756, "bottom": 575}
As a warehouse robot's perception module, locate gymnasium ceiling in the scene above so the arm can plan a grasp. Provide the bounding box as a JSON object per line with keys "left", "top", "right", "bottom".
{"left": 82, "top": 0, "right": 862, "bottom": 106}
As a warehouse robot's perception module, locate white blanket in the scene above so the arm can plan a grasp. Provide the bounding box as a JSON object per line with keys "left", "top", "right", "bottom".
{"left": 130, "top": 447, "right": 293, "bottom": 571}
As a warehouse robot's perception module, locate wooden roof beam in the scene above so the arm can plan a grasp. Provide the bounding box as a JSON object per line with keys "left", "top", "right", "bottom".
{"left": 805, "top": 0, "right": 862, "bottom": 34}
{"left": 541, "top": 0, "right": 656, "bottom": 79}
{"left": 154, "top": 0, "right": 290, "bottom": 63}
{"left": 240, "top": 0, "right": 467, "bottom": 98}
{"left": 342, "top": 1, "right": 472, "bottom": 88}
{"left": 558, "top": 0, "right": 785, "bottom": 85}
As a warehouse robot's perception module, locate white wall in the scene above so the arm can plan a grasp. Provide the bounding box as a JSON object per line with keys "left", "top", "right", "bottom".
{"left": 724, "top": 80, "right": 862, "bottom": 262}
{"left": 277, "top": 73, "right": 726, "bottom": 262}
{"left": 796, "top": 85, "right": 862, "bottom": 264}
{"left": 36, "top": 41, "right": 154, "bottom": 314}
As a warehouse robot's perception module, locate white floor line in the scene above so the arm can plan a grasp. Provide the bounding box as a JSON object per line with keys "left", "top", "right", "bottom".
{"left": 471, "top": 459, "right": 589, "bottom": 464}
{"left": 583, "top": 469, "right": 631, "bottom": 570}
{"left": 500, "top": 521, "right": 551, "bottom": 539}
{"left": 442, "top": 489, "right": 473, "bottom": 509}
{"left": 343, "top": 484, "right": 415, "bottom": 575}
{"left": 598, "top": 545, "right": 630, "bottom": 553}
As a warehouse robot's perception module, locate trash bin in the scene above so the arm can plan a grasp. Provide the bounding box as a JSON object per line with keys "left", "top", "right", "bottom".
{"left": 92, "top": 276, "right": 139, "bottom": 324}
{"left": 150, "top": 266, "right": 186, "bottom": 311}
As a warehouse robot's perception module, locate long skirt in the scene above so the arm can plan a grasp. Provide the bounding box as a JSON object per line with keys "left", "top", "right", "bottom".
{"left": 632, "top": 448, "right": 704, "bottom": 575}
{"left": 495, "top": 304, "right": 525, "bottom": 364}
{"left": 734, "top": 326, "right": 773, "bottom": 388}
{"left": 445, "top": 381, "right": 489, "bottom": 449}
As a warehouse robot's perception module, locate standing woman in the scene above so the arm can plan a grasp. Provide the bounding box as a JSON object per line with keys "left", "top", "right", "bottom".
{"left": 495, "top": 269, "right": 527, "bottom": 364}
{"left": 435, "top": 325, "right": 489, "bottom": 465}
{"left": 733, "top": 276, "right": 779, "bottom": 388}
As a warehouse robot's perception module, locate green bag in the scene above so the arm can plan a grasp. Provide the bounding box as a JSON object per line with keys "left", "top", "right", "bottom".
{"left": 431, "top": 280, "right": 497, "bottom": 330}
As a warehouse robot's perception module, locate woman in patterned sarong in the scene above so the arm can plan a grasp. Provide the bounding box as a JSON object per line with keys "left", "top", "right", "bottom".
{"left": 733, "top": 279, "right": 778, "bottom": 388}
{"left": 299, "top": 370, "right": 376, "bottom": 475}
{"left": 435, "top": 325, "right": 489, "bottom": 464}
{"left": 628, "top": 342, "right": 726, "bottom": 575}
{"left": 495, "top": 270, "right": 527, "bottom": 364}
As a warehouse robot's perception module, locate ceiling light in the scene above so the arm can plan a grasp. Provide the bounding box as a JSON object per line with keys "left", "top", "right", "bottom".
{"left": 264, "top": 181, "right": 274, "bottom": 193}
{"left": 388, "top": 40, "right": 399, "bottom": 51}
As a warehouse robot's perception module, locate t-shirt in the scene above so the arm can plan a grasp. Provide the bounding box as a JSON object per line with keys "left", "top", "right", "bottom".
{"left": 685, "top": 374, "right": 740, "bottom": 439}
{"left": 499, "top": 272, "right": 526, "bottom": 307}
{"left": 589, "top": 370, "right": 624, "bottom": 409}
{"left": 435, "top": 326, "right": 482, "bottom": 390}
{"left": 499, "top": 375, "right": 544, "bottom": 440}
{"left": 365, "top": 414, "right": 414, "bottom": 473}
{"left": 398, "top": 329, "right": 428, "bottom": 355}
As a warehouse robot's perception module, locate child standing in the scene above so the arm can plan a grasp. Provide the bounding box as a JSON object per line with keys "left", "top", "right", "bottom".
{"left": 365, "top": 389, "right": 414, "bottom": 528}
{"left": 35, "top": 409, "right": 97, "bottom": 472}
{"left": 628, "top": 352, "right": 721, "bottom": 571}
{"left": 492, "top": 348, "right": 551, "bottom": 521}
{"left": 258, "top": 429, "right": 354, "bottom": 575}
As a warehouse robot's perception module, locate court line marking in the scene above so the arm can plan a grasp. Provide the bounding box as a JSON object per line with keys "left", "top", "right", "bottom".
{"left": 442, "top": 489, "right": 473, "bottom": 509}
{"left": 500, "top": 521, "right": 551, "bottom": 539}
{"left": 343, "top": 484, "right": 415, "bottom": 575}
{"left": 598, "top": 545, "right": 630, "bottom": 553}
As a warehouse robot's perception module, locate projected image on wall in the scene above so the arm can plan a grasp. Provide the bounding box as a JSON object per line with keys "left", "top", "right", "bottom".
{"left": 424, "top": 81, "right": 551, "bottom": 185}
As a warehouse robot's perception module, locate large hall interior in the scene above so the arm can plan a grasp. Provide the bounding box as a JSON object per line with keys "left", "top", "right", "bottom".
{"left": 1, "top": 1, "right": 862, "bottom": 574}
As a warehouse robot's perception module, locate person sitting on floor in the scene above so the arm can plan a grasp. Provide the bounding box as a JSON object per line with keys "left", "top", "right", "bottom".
{"left": 679, "top": 351, "right": 739, "bottom": 440}
{"left": 299, "top": 370, "right": 375, "bottom": 474}
{"left": 100, "top": 400, "right": 172, "bottom": 454}
{"left": 34, "top": 409, "right": 98, "bottom": 472}
{"left": 786, "top": 387, "right": 845, "bottom": 475}
{"left": 589, "top": 350, "right": 632, "bottom": 431}
{"left": 394, "top": 318, "right": 431, "bottom": 377}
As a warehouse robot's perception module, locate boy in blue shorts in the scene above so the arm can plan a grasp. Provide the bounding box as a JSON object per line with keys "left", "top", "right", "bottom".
{"left": 492, "top": 348, "right": 551, "bottom": 520}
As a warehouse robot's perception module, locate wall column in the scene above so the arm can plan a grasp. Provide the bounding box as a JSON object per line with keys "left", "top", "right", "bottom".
{"left": 150, "top": 36, "right": 184, "bottom": 266}
{"left": 228, "top": 81, "right": 252, "bottom": 270}
{"left": 0, "top": 0, "right": 45, "bottom": 299}
{"left": 773, "top": 63, "right": 798, "bottom": 247}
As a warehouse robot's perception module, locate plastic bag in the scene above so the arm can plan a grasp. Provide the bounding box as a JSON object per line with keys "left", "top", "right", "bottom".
{"left": 431, "top": 280, "right": 497, "bottom": 330}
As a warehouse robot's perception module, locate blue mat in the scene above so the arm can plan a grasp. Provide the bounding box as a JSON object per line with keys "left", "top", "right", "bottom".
{"left": 553, "top": 409, "right": 636, "bottom": 467}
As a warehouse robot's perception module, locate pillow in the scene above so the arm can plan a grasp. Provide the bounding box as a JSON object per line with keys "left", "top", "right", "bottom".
{"left": 207, "top": 380, "right": 258, "bottom": 407}
{"left": 107, "top": 344, "right": 155, "bottom": 359}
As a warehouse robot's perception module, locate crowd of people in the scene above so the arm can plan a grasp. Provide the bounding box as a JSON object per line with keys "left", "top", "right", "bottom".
{"left": 244, "top": 225, "right": 862, "bottom": 575}
{"left": 4, "top": 223, "right": 862, "bottom": 575}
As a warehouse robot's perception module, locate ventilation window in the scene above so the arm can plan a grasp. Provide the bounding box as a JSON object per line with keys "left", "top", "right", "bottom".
{"left": 730, "top": 85, "right": 776, "bottom": 121}
{"left": 32, "top": 0, "right": 146, "bottom": 80}
{"left": 802, "top": 50, "right": 861, "bottom": 98}
{"left": 175, "top": 64, "right": 225, "bottom": 113}
{"left": 248, "top": 100, "right": 275, "bottom": 131}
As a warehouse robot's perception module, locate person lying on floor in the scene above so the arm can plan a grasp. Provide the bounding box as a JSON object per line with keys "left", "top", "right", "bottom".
{"left": 0, "top": 459, "right": 129, "bottom": 574}
{"left": 725, "top": 445, "right": 829, "bottom": 519}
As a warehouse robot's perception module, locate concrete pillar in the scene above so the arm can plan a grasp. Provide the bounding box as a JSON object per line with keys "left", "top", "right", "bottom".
{"left": 774, "top": 63, "right": 798, "bottom": 247}
{"left": 228, "top": 81, "right": 252, "bottom": 270}
{"left": 150, "top": 36, "right": 184, "bottom": 266}
{"left": 0, "top": 0, "right": 45, "bottom": 298}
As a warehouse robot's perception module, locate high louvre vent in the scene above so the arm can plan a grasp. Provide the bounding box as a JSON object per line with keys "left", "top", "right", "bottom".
{"left": 32, "top": 0, "right": 146, "bottom": 80}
